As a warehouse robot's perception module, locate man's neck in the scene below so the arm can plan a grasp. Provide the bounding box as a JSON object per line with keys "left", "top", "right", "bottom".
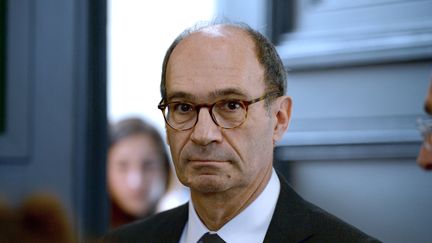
{"left": 190, "top": 163, "right": 273, "bottom": 231}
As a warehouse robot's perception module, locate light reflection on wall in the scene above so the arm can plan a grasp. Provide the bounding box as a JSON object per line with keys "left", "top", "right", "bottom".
{"left": 108, "top": 0, "right": 216, "bottom": 134}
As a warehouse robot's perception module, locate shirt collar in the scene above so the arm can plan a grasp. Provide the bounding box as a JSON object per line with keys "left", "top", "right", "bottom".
{"left": 182, "top": 168, "right": 280, "bottom": 243}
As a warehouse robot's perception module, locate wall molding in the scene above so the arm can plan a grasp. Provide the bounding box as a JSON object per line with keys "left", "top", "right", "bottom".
{"left": 275, "top": 141, "right": 420, "bottom": 161}
{"left": 277, "top": 20, "right": 432, "bottom": 70}
{"left": 276, "top": 115, "right": 422, "bottom": 161}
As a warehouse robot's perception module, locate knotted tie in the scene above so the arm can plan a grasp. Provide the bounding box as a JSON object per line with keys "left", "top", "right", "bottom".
{"left": 197, "top": 232, "right": 226, "bottom": 243}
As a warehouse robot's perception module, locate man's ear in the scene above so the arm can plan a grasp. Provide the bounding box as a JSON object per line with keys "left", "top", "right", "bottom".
{"left": 272, "top": 96, "right": 292, "bottom": 143}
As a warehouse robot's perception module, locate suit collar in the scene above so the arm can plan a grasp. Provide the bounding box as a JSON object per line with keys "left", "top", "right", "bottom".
{"left": 264, "top": 172, "right": 314, "bottom": 243}
{"left": 183, "top": 169, "right": 280, "bottom": 243}
{"left": 168, "top": 203, "right": 189, "bottom": 242}
{"left": 174, "top": 173, "right": 314, "bottom": 243}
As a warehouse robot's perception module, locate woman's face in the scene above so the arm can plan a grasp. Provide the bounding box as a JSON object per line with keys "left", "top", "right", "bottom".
{"left": 108, "top": 134, "right": 167, "bottom": 216}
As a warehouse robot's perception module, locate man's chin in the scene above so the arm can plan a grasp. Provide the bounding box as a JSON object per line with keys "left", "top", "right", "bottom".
{"left": 190, "top": 175, "right": 229, "bottom": 193}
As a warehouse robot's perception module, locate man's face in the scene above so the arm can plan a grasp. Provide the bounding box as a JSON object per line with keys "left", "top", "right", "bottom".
{"left": 164, "top": 26, "right": 289, "bottom": 194}
{"left": 417, "top": 82, "right": 432, "bottom": 170}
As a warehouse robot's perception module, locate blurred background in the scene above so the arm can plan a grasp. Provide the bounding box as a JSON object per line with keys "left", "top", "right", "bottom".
{"left": 0, "top": 0, "right": 431, "bottom": 242}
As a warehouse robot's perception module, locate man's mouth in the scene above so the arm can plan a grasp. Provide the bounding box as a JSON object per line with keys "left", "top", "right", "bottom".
{"left": 188, "top": 158, "right": 226, "bottom": 162}
{"left": 187, "top": 159, "right": 230, "bottom": 170}
{"left": 187, "top": 155, "right": 232, "bottom": 162}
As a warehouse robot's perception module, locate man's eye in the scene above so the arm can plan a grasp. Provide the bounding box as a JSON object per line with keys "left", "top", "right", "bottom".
{"left": 173, "top": 103, "right": 193, "bottom": 113}
{"left": 221, "top": 100, "right": 242, "bottom": 111}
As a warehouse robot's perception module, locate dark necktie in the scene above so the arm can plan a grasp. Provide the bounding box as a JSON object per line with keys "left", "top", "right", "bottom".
{"left": 198, "top": 232, "right": 226, "bottom": 243}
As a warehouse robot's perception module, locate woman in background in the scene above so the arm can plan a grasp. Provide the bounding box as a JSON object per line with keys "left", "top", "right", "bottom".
{"left": 108, "top": 117, "right": 171, "bottom": 228}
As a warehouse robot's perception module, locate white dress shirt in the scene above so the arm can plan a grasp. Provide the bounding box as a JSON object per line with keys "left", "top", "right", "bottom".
{"left": 179, "top": 168, "right": 281, "bottom": 243}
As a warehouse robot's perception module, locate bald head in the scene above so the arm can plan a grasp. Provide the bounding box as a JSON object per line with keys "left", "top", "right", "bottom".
{"left": 159, "top": 22, "right": 286, "bottom": 104}
{"left": 168, "top": 25, "right": 256, "bottom": 64}
{"left": 166, "top": 26, "right": 263, "bottom": 99}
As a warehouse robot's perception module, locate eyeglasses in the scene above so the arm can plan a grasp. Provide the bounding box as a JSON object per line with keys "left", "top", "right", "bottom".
{"left": 158, "top": 92, "right": 281, "bottom": 131}
{"left": 418, "top": 117, "right": 432, "bottom": 151}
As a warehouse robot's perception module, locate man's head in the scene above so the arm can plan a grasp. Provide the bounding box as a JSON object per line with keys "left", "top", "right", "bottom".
{"left": 160, "top": 22, "right": 287, "bottom": 106}
{"left": 158, "top": 22, "right": 292, "bottom": 196}
{"left": 417, "top": 81, "right": 432, "bottom": 170}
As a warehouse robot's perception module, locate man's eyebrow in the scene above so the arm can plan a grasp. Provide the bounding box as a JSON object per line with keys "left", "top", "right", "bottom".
{"left": 167, "top": 92, "right": 196, "bottom": 102}
{"left": 209, "top": 88, "right": 248, "bottom": 99}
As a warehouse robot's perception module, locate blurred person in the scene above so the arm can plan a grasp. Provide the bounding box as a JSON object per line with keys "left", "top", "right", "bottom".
{"left": 417, "top": 80, "right": 432, "bottom": 170}
{"left": 108, "top": 117, "right": 172, "bottom": 228}
{"left": 0, "top": 193, "right": 75, "bottom": 243}
{"left": 105, "top": 21, "right": 380, "bottom": 242}
{"left": 0, "top": 197, "right": 16, "bottom": 242}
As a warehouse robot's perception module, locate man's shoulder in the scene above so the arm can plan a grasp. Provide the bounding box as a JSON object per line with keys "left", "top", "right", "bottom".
{"left": 271, "top": 174, "right": 381, "bottom": 242}
{"left": 103, "top": 203, "right": 188, "bottom": 243}
{"left": 301, "top": 200, "right": 380, "bottom": 242}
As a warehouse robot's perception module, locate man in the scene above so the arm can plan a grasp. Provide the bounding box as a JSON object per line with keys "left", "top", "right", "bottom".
{"left": 417, "top": 81, "right": 432, "bottom": 170}
{"left": 105, "top": 22, "right": 380, "bottom": 243}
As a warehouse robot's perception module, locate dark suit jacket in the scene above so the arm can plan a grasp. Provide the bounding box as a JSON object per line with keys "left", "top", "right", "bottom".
{"left": 104, "top": 174, "right": 380, "bottom": 243}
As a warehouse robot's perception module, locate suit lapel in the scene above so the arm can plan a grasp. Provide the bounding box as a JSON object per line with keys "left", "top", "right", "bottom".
{"left": 263, "top": 173, "right": 314, "bottom": 243}
{"left": 166, "top": 203, "right": 189, "bottom": 242}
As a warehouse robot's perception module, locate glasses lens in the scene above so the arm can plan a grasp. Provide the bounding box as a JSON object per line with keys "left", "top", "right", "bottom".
{"left": 165, "top": 103, "right": 197, "bottom": 130}
{"left": 212, "top": 100, "right": 247, "bottom": 128}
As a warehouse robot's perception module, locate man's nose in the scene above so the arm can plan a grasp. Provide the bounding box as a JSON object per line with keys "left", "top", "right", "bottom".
{"left": 190, "top": 108, "right": 223, "bottom": 145}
